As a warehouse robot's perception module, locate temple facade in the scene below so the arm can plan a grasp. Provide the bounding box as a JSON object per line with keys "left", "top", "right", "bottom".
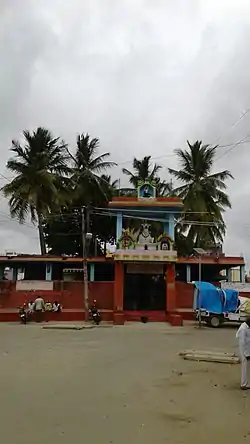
{"left": 0, "top": 180, "right": 246, "bottom": 323}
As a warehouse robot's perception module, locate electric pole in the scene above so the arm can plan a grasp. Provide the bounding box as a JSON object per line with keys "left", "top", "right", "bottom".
{"left": 81, "top": 207, "right": 89, "bottom": 322}
{"left": 198, "top": 255, "right": 202, "bottom": 329}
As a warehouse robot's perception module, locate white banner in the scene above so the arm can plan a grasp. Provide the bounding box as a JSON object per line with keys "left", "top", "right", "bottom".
{"left": 16, "top": 281, "right": 53, "bottom": 291}
{"left": 221, "top": 282, "right": 250, "bottom": 293}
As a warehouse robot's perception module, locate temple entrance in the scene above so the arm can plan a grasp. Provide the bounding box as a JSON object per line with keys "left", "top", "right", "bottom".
{"left": 124, "top": 263, "right": 166, "bottom": 310}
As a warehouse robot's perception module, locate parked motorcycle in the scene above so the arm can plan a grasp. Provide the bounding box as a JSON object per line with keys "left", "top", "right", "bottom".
{"left": 91, "top": 311, "right": 101, "bottom": 325}
{"left": 19, "top": 307, "right": 27, "bottom": 324}
{"left": 89, "top": 300, "right": 101, "bottom": 325}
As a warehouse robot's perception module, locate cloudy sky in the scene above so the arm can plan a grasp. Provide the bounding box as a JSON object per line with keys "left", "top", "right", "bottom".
{"left": 1, "top": 0, "right": 250, "bottom": 267}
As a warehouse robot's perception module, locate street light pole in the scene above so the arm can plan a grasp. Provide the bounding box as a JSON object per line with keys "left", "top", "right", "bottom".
{"left": 198, "top": 255, "right": 202, "bottom": 329}
{"left": 81, "top": 207, "right": 89, "bottom": 322}
{"left": 193, "top": 248, "right": 206, "bottom": 329}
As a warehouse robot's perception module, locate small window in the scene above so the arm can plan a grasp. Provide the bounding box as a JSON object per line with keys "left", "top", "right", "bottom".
{"left": 94, "top": 263, "right": 114, "bottom": 281}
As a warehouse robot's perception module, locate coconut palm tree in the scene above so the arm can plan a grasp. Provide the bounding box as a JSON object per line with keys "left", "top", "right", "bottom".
{"left": 68, "top": 134, "right": 116, "bottom": 203}
{"left": 169, "top": 140, "right": 233, "bottom": 248}
{"left": 100, "top": 174, "right": 119, "bottom": 198}
{"left": 122, "top": 156, "right": 161, "bottom": 188}
{"left": 122, "top": 156, "right": 172, "bottom": 196}
{"left": 2, "top": 127, "right": 70, "bottom": 254}
{"left": 67, "top": 133, "right": 116, "bottom": 230}
{"left": 43, "top": 134, "right": 116, "bottom": 256}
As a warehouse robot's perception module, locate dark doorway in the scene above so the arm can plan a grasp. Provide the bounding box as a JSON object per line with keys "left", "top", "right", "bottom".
{"left": 124, "top": 264, "right": 166, "bottom": 310}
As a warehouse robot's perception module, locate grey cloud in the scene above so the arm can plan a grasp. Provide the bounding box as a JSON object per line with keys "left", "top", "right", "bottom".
{"left": 0, "top": 0, "right": 250, "bottom": 262}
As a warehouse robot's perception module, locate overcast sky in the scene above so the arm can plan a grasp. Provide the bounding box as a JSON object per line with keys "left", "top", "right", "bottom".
{"left": 1, "top": 0, "right": 250, "bottom": 268}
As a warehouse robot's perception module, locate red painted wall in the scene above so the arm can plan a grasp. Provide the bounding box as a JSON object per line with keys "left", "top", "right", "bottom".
{"left": 176, "top": 282, "right": 194, "bottom": 308}
{"left": 0, "top": 281, "right": 114, "bottom": 310}
{"left": 1, "top": 279, "right": 249, "bottom": 314}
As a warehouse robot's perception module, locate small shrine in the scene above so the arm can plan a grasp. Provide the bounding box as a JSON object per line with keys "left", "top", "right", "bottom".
{"left": 114, "top": 226, "right": 177, "bottom": 262}
{"left": 138, "top": 180, "right": 156, "bottom": 199}
{"left": 107, "top": 180, "right": 183, "bottom": 262}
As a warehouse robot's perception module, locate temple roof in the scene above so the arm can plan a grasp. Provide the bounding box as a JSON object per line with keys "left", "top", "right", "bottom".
{"left": 108, "top": 196, "right": 183, "bottom": 209}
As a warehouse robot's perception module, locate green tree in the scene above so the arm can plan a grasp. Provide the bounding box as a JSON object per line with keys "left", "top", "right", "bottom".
{"left": 2, "top": 127, "right": 70, "bottom": 254}
{"left": 169, "top": 140, "right": 233, "bottom": 249}
{"left": 100, "top": 174, "right": 119, "bottom": 199}
{"left": 43, "top": 134, "right": 116, "bottom": 255}
{"left": 69, "top": 134, "right": 115, "bottom": 204}
{"left": 68, "top": 133, "right": 116, "bottom": 229}
{"left": 122, "top": 156, "right": 172, "bottom": 195}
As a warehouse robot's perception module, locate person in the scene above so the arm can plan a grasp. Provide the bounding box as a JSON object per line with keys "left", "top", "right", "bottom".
{"left": 53, "top": 301, "right": 61, "bottom": 313}
{"left": 90, "top": 300, "right": 98, "bottom": 315}
{"left": 33, "top": 295, "right": 45, "bottom": 323}
{"left": 236, "top": 317, "right": 250, "bottom": 389}
{"left": 19, "top": 304, "right": 27, "bottom": 324}
{"left": 45, "top": 301, "right": 53, "bottom": 312}
{"left": 28, "top": 301, "right": 34, "bottom": 314}
{"left": 89, "top": 300, "right": 101, "bottom": 324}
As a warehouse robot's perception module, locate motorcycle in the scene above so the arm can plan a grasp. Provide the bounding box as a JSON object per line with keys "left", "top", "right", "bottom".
{"left": 90, "top": 309, "right": 101, "bottom": 325}
{"left": 19, "top": 308, "right": 27, "bottom": 324}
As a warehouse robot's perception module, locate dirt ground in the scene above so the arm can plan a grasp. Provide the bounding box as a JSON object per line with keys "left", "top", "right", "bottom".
{"left": 0, "top": 322, "right": 250, "bottom": 444}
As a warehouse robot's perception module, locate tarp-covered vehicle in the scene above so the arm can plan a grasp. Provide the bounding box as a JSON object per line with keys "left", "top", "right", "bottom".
{"left": 193, "top": 281, "right": 249, "bottom": 327}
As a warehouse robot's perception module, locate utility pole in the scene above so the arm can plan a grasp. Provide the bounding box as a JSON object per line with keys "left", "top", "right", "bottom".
{"left": 198, "top": 255, "right": 202, "bottom": 329}
{"left": 193, "top": 247, "right": 206, "bottom": 329}
{"left": 81, "top": 207, "right": 89, "bottom": 322}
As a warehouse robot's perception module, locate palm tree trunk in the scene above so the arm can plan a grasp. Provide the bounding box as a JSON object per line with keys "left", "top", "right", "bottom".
{"left": 37, "top": 214, "right": 46, "bottom": 255}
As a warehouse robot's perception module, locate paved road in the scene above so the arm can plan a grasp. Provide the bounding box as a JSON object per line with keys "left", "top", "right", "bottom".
{"left": 0, "top": 322, "right": 249, "bottom": 443}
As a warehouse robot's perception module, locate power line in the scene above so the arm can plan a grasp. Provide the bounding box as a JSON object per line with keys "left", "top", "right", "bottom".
{"left": 212, "top": 108, "right": 250, "bottom": 145}
{"left": 115, "top": 108, "right": 250, "bottom": 167}
{"left": 1, "top": 104, "right": 250, "bottom": 229}
{"left": 0, "top": 211, "right": 36, "bottom": 230}
{"left": 91, "top": 209, "right": 217, "bottom": 226}
{"left": 114, "top": 138, "right": 250, "bottom": 167}
{"left": 215, "top": 135, "right": 250, "bottom": 162}
{"left": 93, "top": 206, "right": 214, "bottom": 215}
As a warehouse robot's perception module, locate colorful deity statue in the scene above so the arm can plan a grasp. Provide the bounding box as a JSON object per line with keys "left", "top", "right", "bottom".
{"left": 137, "top": 223, "right": 154, "bottom": 244}
{"left": 157, "top": 233, "right": 174, "bottom": 251}
{"left": 137, "top": 180, "right": 156, "bottom": 199}
{"left": 117, "top": 229, "right": 136, "bottom": 249}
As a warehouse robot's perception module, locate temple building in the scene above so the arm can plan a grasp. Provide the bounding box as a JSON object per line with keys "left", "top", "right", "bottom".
{"left": 0, "top": 181, "right": 246, "bottom": 323}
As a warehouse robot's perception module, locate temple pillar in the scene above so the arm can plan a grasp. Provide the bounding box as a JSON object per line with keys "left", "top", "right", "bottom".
{"left": 12, "top": 267, "right": 18, "bottom": 281}
{"left": 114, "top": 262, "right": 124, "bottom": 311}
{"left": 116, "top": 213, "right": 123, "bottom": 242}
{"left": 166, "top": 263, "right": 176, "bottom": 312}
{"left": 45, "top": 263, "right": 52, "bottom": 281}
{"left": 227, "top": 268, "right": 232, "bottom": 282}
{"left": 168, "top": 214, "right": 175, "bottom": 240}
{"left": 240, "top": 265, "right": 245, "bottom": 283}
{"left": 90, "top": 263, "right": 95, "bottom": 282}
{"left": 163, "top": 221, "right": 169, "bottom": 234}
{"left": 186, "top": 264, "right": 191, "bottom": 282}
{"left": 0, "top": 267, "right": 4, "bottom": 280}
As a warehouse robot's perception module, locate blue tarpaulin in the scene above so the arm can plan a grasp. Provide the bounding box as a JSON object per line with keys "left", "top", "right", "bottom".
{"left": 193, "top": 281, "right": 239, "bottom": 314}
{"left": 223, "top": 288, "right": 239, "bottom": 313}
{"left": 194, "top": 281, "right": 224, "bottom": 314}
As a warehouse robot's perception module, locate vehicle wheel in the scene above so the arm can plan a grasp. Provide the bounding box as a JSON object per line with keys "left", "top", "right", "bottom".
{"left": 210, "top": 316, "right": 221, "bottom": 328}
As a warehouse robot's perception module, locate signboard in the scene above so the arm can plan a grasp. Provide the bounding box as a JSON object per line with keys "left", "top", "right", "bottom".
{"left": 16, "top": 281, "right": 53, "bottom": 291}
{"left": 126, "top": 263, "right": 164, "bottom": 274}
{"left": 113, "top": 249, "right": 177, "bottom": 262}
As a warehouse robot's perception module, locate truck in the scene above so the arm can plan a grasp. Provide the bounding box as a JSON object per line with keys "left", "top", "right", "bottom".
{"left": 193, "top": 281, "right": 250, "bottom": 328}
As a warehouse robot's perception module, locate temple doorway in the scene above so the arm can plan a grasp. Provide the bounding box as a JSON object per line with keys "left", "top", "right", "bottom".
{"left": 123, "top": 263, "right": 166, "bottom": 310}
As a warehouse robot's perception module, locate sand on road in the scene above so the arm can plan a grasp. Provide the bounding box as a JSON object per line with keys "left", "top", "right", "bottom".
{"left": 0, "top": 322, "right": 249, "bottom": 444}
